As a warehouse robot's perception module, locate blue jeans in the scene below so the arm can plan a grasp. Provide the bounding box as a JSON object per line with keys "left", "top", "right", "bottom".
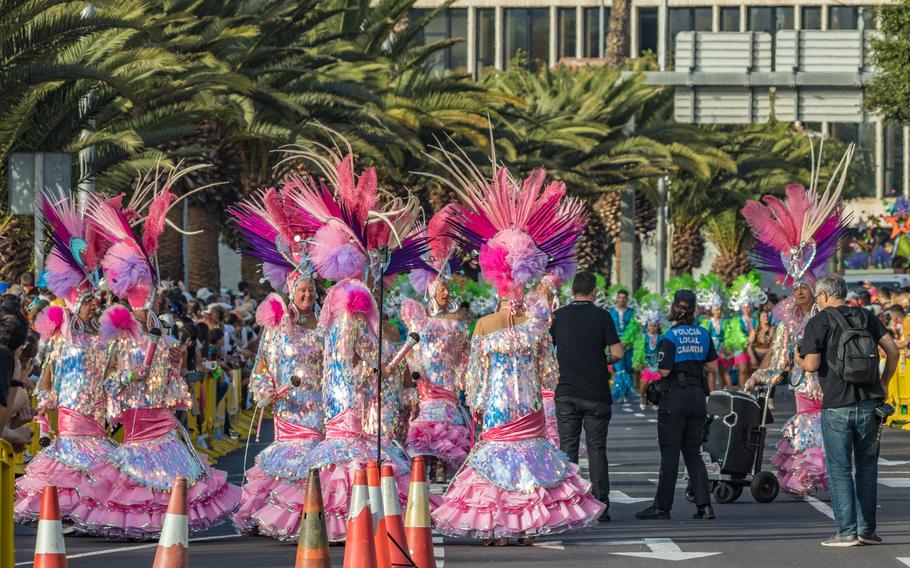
{"left": 820, "top": 399, "right": 881, "bottom": 537}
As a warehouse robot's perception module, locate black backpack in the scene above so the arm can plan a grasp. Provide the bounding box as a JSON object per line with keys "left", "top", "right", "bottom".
{"left": 825, "top": 307, "right": 880, "bottom": 385}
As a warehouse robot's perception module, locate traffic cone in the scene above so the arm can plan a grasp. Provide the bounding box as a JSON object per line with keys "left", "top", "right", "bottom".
{"left": 153, "top": 477, "right": 189, "bottom": 568}
{"left": 34, "top": 486, "right": 67, "bottom": 568}
{"left": 404, "top": 457, "right": 436, "bottom": 568}
{"left": 296, "top": 468, "right": 331, "bottom": 568}
{"left": 366, "top": 463, "right": 390, "bottom": 568}
{"left": 380, "top": 464, "right": 412, "bottom": 568}
{"left": 343, "top": 469, "right": 377, "bottom": 568}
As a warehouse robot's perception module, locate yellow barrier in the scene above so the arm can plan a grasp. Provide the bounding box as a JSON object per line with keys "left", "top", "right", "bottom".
{"left": 888, "top": 353, "right": 910, "bottom": 431}
{"left": 1, "top": 439, "right": 15, "bottom": 568}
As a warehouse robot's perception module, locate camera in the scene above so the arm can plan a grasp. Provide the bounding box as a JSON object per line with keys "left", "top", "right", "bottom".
{"left": 876, "top": 402, "right": 895, "bottom": 420}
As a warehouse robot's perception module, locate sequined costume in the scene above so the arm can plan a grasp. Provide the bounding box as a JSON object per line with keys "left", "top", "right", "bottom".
{"left": 400, "top": 298, "right": 472, "bottom": 473}
{"left": 14, "top": 326, "right": 113, "bottom": 526}
{"left": 753, "top": 298, "right": 828, "bottom": 496}
{"left": 70, "top": 324, "right": 241, "bottom": 539}
{"left": 609, "top": 306, "right": 636, "bottom": 402}
{"left": 364, "top": 333, "right": 416, "bottom": 464}
{"left": 432, "top": 301, "right": 605, "bottom": 538}
{"left": 233, "top": 298, "right": 324, "bottom": 540}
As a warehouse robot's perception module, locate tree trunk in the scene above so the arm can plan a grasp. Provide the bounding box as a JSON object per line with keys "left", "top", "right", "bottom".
{"left": 156, "top": 206, "right": 184, "bottom": 283}
{"left": 187, "top": 204, "right": 221, "bottom": 292}
{"left": 670, "top": 221, "right": 705, "bottom": 276}
{"left": 0, "top": 214, "right": 34, "bottom": 281}
{"left": 605, "top": 0, "right": 631, "bottom": 66}
{"left": 241, "top": 255, "right": 270, "bottom": 299}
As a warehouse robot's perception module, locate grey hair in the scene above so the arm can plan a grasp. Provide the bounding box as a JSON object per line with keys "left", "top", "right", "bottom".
{"left": 815, "top": 275, "right": 847, "bottom": 300}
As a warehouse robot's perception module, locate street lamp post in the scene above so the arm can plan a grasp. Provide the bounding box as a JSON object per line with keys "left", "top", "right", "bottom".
{"left": 598, "top": 0, "right": 605, "bottom": 59}
{"left": 78, "top": 3, "right": 95, "bottom": 206}
{"left": 656, "top": 0, "right": 669, "bottom": 294}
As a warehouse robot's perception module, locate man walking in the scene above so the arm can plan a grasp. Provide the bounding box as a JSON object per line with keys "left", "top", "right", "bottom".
{"left": 795, "top": 275, "right": 899, "bottom": 547}
{"left": 551, "top": 271, "right": 624, "bottom": 522}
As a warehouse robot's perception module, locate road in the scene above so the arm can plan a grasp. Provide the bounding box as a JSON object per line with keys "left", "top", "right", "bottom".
{"left": 12, "top": 390, "right": 910, "bottom": 567}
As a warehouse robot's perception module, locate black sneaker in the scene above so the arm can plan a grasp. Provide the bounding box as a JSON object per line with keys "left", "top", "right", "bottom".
{"left": 693, "top": 505, "right": 715, "bottom": 519}
{"left": 858, "top": 533, "right": 882, "bottom": 545}
{"left": 820, "top": 534, "right": 860, "bottom": 547}
{"left": 635, "top": 506, "right": 671, "bottom": 520}
{"left": 598, "top": 511, "right": 611, "bottom": 522}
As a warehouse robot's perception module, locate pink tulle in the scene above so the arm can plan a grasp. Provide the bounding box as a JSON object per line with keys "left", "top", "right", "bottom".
{"left": 102, "top": 241, "right": 153, "bottom": 301}
{"left": 771, "top": 438, "right": 828, "bottom": 496}
{"left": 262, "top": 261, "right": 290, "bottom": 291}
{"left": 249, "top": 462, "right": 411, "bottom": 542}
{"left": 641, "top": 369, "right": 661, "bottom": 383}
{"left": 732, "top": 352, "right": 751, "bottom": 365}
{"left": 406, "top": 420, "right": 471, "bottom": 472}
{"left": 311, "top": 223, "right": 366, "bottom": 281}
{"left": 256, "top": 293, "right": 286, "bottom": 328}
{"left": 432, "top": 463, "right": 605, "bottom": 539}
{"left": 45, "top": 252, "right": 84, "bottom": 302}
{"left": 320, "top": 279, "right": 378, "bottom": 334}
{"left": 69, "top": 461, "right": 241, "bottom": 540}
{"left": 142, "top": 186, "right": 174, "bottom": 257}
{"left": 15, "top": 454, "right": 101, "bottom": 524}
{"left": 99, "top": 305, "right": 140, "bottom": 342}
{"left": 35, "top": 305, "right": 67, "bottom": 341}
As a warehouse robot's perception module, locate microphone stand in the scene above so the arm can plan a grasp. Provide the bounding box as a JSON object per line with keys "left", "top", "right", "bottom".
{"left": 376, "top": 246, "right": 388, "bottom": 466}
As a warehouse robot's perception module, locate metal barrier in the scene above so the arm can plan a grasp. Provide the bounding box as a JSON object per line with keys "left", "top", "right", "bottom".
{"left": 1, "top": 439, "right": 15, "bottom": 568}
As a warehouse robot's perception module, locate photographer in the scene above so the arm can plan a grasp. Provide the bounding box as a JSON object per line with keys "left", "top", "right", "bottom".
{"left": 636, "top": 289, "right": 716, "bottom": 521}
{"left": 795, "top": 275, "right": 898, "bottom": 547}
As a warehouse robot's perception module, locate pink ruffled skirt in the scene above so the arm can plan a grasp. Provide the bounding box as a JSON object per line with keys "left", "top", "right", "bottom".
{"left": 406, "top": 397, "right": 471, "bottom": 473}
{"left": 14, "top": 433, "right": 115, "bottom": 525}
{"left": 68, "top": 415, "right": 240, "bottom": 540}
{"left": 771, "top": 398, "right": 828, "bottom": 496}
{"left": 640, "top": 369, "right": 661, "bottom": 383}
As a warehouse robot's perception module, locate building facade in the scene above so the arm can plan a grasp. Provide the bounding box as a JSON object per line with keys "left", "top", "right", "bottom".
{"left": 412, "top": 0, "right": 907, "bottom": 200}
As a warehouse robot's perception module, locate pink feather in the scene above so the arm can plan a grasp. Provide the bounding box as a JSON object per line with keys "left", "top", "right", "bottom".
{"left": 45, "top": 249, "right": 84, "bottom": 300}
{"left": 478, "top": 243, "right": 516, "bottom": 298}
{"left": 143, "top": 186, "right": 174, "bottom": 257}
{"left": 762, "top": 196, "right": 799, "bottom": 247}
{"left": 409, "top": 268, "right": 435, "bottom": 295}
{"left": 262, "top": 262, "right": 291, "bottom": 291}
{"left": 741, "top": 200, "right": 792, "bottom": 254}
{"left": 310, "top": 223, "right": 366, "bottom": 281}
{"left": 101, "top": 241, "right": 153, "bottom": 304}
{"left": 35, "top": 306, "right": 67, "bottom": 341}
{"left": 263, "top": 188, "right": 298, "bottom": 247}
{"left": 785, "top": 184, "right": 811, "bottom": 241}
{"left": 320, "top": 279, "right": 379, "bottom": 334}
{"left": 256, "top": 293, "right": 286, "bottom": 328}
{"left": 428, "top": 205, "right": 459, "bottom": 261}
{"left": 99, "top": 305, "right": 140, "bottom": 342}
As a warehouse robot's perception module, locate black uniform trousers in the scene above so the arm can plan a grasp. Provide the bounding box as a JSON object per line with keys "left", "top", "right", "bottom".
{"left": 556, "top": 395, "right": 611, "bottom": 508}
{"left": 654, "top": 385, "right": 711, "bottom": 510}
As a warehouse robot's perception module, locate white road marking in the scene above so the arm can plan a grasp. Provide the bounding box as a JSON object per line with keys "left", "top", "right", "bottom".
{"left": 879, "top": 458, "right": 910, "bottom": 466}
{"left": 648, "top": 479, "right": 687, "bottom": 488}
{"left": 609, "top": 490, "right": 653, "bottom": 504}
{"left": 14, "top": 535, "right": 239, "bottom": 566}
{"left": 648, "top": 419, "right": 658, "bottom": 423}
{"left": 434, "top": 531, "right": 445, "bottom": 568}
{"left": 879, "top": 478, "right": 910, "bottom": 488}
{"left": 623, "top": 407, "right": 634, "bottom": 413}
{"left": 534, "top": 538, "right": 720, "bottom": 561}
{"left": 897, "top": 557, "right": 910, "bottom": 567}
{"left": 806, "top": 497, "right": 836, "bottom": 520}
{"left": 634, "top": 413, "right": 646, "bottom": 418}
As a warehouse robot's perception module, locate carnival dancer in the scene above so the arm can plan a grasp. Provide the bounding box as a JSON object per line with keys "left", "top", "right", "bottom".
{"left": 425, "top": 144, "right": 605, "bottom": 545}
{"left": 70, "top": 165, "right": 240, "bottom": 539}
{"left": 14, "top": 190, "right": 111, "bottom": 528}
{"left": 728, "top": 272, "right": 767, "bottom": 387}
{"left": 608, "top": 287, "right": 637, "bottom": 403}
{"left": 228, "top": 187, "right": 325, "bottom": 540}
{"left": 632, "top": 294, "right": 664, "bottom": 410}
{"left": 256, "top": 141, "right": 428, "bottom": 541}
{"left": 697, "top": 280, "right": 734, "bottom": 391}
{"left": 743, "top": 143, "right": 854, "bottom": 497}
{"left": 402, "top": 205, "right": 472, "bottom": 483}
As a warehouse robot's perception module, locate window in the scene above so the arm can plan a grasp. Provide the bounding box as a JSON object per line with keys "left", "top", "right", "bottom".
{"left": 885, "top": 124, "right": 905, "bottom": 197}
{"left": 558, "top": 8, "right": 577, "bottom": 60}
{"left": 720, "top": 7, "right": 740, "bottom": 31}
{"left": 583, "top": 7, "right": 611, "bottom": 58}
{"left": 800, "top": 7, "right": 822, "bottom": 30}
{"left": 748, "top": 7, "right": 794, "bottom": 34}
{"left": 669, "top": 7, "right": 712, "bottom": 53}
{"left": 861, "top": 6, "right": 877, "bottom": 30}
{"left": 505, "top": 8, "right": 550, "bottom": 71}
{"left": 476, "top": 8, "right": 495, "bottom": 72}
{"left": 831, "top": 122, "right": 875, "bottom": 197}
{"left": 411, "top": 9, "right": 468, "bottom": 72}
{"left": 638, "top": 7, "right": 658, "bottom": 55}
{"left": 829, "top": 6, "right": 859, "bottom": 30}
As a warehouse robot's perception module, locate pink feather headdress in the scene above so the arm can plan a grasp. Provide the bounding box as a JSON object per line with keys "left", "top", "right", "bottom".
{"left": 86, "top": 161, "right": 209, "bottom": 308}
{"left": 409, "top": 204, "right": 463, "bottom": 296}
{"left": 40, "top": 187, "right": 100, "bottom": 309}
{"left": 319, "top": 278, "right": 379, "bottom": 334}
{"left": 420, "top": 144, "right": 587, "bottom": 300}
{"left": 35, "top": 305, "right": 69, "bottom": 341}
{"left": 256, "top": 293, "right": 287, "bottom": 328}
{"left": 741, "top": 141, "right": 854, "bottom": 288}
{"left": 276, "top": 137, "right": 429, "bottom": 285}
{"left": 99, "top": 304, "right": 140, "bottom": 342}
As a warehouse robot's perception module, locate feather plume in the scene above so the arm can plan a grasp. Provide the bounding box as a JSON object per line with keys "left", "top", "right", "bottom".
{"left": 320, "top": 279, "right": 379, "bottom": 334}
{"left": 101, "top": 241, "right": 153, "bottom": 307}
{"left": 35, "top": 305, "right": 67, "bottom": 341}
{"left": 256, "top": 293, "right": 287, "bottom": 328}
{"left": 263, "top": 188, "right": 298, "bottom": 248}
{"left": 142, "top": 186, "right": 174, "bottom": 257}
{"left": 428, "top": 204, "right": 459, "bottom": 261}
{"left": 310, "top": 222, "right": 367, "bottom": 281}
{"left": 100, "top": 305, "right": 140, "bottom": 342}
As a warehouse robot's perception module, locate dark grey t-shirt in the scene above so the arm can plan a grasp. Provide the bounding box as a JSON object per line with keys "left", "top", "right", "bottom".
{"left": 799, "top": 305, "right": 887, "bottom": 409}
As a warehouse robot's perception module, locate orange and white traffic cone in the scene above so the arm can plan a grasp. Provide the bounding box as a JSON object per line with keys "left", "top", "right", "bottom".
{"left": 380, "top": 464, "right": 412, "bottom": 568}
{"left": 296, "top": 468, "right": 331, "bottom": 568}
{"left": 34, "top": 486, "right": 67, "bottom": 568}
{"left": 404, "top": 457, "right": 435, "bottom": 568}
{"left": 153, "top": 477, "right": 189, "bottom": 568}
{"left": 366, "top": 462, "right": 390, "bottom": 568}
{"left": 342, "top": 468, "right": 377, "bottom": 568}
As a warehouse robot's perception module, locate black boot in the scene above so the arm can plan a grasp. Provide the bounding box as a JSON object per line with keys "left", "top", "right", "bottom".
{"left": 693, "top": 504, "right": 715, "bottom": 519}
{"left": 635, "top": 506, "right": 671, "bottom": 520}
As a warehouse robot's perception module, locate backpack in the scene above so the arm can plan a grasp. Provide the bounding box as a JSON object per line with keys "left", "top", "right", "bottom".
{"left": 825, "top": 307, "right": 880, "bottom": 385}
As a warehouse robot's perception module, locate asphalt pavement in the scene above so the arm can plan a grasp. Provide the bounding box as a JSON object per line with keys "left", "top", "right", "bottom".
{"left": 12, "top": 389, "right": 910, "bottom": 567}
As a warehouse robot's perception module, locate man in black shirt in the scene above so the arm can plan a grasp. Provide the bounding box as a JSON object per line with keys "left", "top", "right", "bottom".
{"left": 550, "top": 271, "right": 623, "bottom": 521}
{"left": 796, "top": 275, "right": 899, "bottom": 548}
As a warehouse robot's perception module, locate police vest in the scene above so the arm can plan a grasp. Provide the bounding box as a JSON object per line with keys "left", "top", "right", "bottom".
{"left": 665, "top": 325, "right": 711, "bottom": 363}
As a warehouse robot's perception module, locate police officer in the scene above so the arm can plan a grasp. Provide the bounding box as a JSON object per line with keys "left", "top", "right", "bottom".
{"left": 635, "top": 289, "right": 716, "bottom": 520}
